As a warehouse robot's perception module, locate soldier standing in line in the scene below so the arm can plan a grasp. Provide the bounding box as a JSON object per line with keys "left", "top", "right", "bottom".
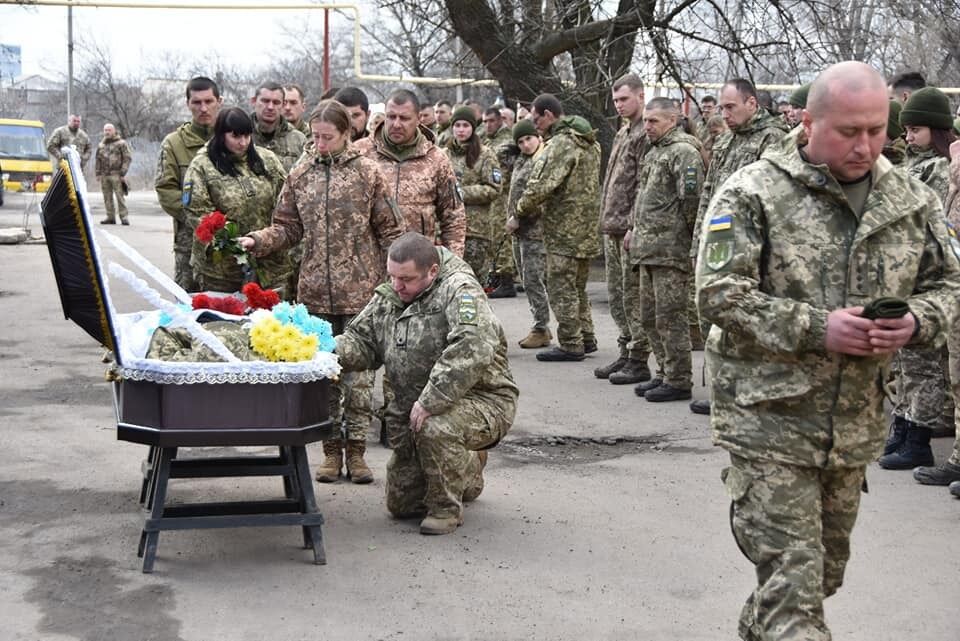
{"left": 283, "top": 83, "right": 311, "bottom": 137}
{"left": 516, "top": 93, "right": 601, "bottom": 362}
{"left": 419, "top": 104, "right": 438, "bottom": 135}
{"left": 482, "top": 106, "right": 520, "bottom": 298}
{"left": 689, "top": 77, "right": 788, "bottom": 415}
{"left": 627, "top": 98, "right": 704, "bottom": 402}
{"left": 250, "top": 82, "right": 306, "bottom": 172}
{"left": 47, "top": 114, "right": 92, "bottom": 169}
{"left": 697, "top": 61, "right": 960, "bottom": 641}
{"left": 95, "top": 123, "right": 132, "bottom": 225}
{"left": 500, "top": 106, "right": 516, "bottom": 129}
{"left": 693, "top": 95, "right": 717, "bottom": 143}
{"left": 155, "top": 76, "right": 223, "bottom": 291}
{"left": 435, "top": 100, "right": 453, "bottom": 148}
{"left": 334, "top": 87, "right": 372, "bottom": 142}
{"left": 241, "top": 100, "right": 404, "bottom": 485}
{"left": 595, "top": 73, "right": 653, "bottom": 385}
{"left": 335, "top": 232, "right": 518, "bottom": 535}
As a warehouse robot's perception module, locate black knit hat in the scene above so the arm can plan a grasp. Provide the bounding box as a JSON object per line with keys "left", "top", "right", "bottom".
{"left": 513, "top": 119, "right": 538, "bottom": 143}
{"left": 887, "top": 100, "right": 904, "bottom": 140}
{"left": 788, "top": 84, "right": 810, "bottom": 109}
{"left": 451, "top": 106, "right": 477, "bottom": 128}
{"left": 900, "top": 87, "right": 953, "bottom": 130}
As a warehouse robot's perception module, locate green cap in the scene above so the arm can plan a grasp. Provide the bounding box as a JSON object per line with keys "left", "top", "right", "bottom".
{"left": 788, "top": 84, "right": 810, "bottom": 108}
{"left": 451, "top": 106, "right": 477, "bottom": 128}
{"left": 512, "top": 118, "right": 538, "bottom": 143}
{"left": 887, "top": 100, "right": 904, "bottom": 140}
{"left": 900, "top": 87, "right": 953, "bottom": 130}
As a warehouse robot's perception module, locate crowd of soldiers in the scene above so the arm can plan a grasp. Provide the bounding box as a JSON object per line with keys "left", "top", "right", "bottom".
{"left": 44, "top": 63, "right": 960, "bottom": 640}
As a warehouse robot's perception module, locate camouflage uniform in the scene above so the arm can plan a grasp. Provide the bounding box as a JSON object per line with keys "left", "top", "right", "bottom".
{"left": 631, "top": 127, "right": 704, "bottom": 389}
{"left": 436, "top": 123, "right": 452, "bottom": 149}
{"left": 893, "top": 147, "right": 954, "bottom": 433}
{"left": 508, "top": 150, "right": 549, "bottom": 330}
{"left": 516, "top": 116, "right": 601, "bottom": 352}
{"left": 882, "top": 137, "right": 907, "bottom": 165}
{"left": 46, "top": 125, "right": 92, "bottom": 167}
{"left": 485, "top": 125, "right": 518, "bottom": 277}
{"left": 291, "top": 118, "right": 311, "bottom": 138}
{"left": 252, "top": 115, "right": 307, "bottom": 172}
{"left": 335, "top": 248, "right": 519, "bottom": 520}
{"left": 697, "top": 142, "right": 960, "bottom": 641}
{"left": 247, "top": 146, "right": 404, "bottom": 440}
{"left": 354, "top": 124, "right": 466, "bottom": 256}
{"left": 156, "top": 122, "right": 213, "bottom": 291}
{"left": 445, "top": 141, "right": 502, "bottom": 279}
{"left": 94, "top": 134, "right": 132, "bottom": 223}
{"left": 600, "top": 117, "right": 650, "bottom": 361}
{"left": 182, "top": 144, "right": 289, "bottom": 293}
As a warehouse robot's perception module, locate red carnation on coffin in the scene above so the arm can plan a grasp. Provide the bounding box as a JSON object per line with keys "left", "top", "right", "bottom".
{"left": 242, "top": 282, "right": 281, "bottom": 310}
{"left": 191, "top": 293, "right": 246, "bottom": 316}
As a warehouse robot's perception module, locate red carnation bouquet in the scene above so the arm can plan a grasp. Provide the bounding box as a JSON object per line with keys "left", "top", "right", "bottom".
{"left": 195, "top": 210, "right": 259, "bottom": 282}
{"left": 190, "top": 283, "right": 281, "bottom": 316}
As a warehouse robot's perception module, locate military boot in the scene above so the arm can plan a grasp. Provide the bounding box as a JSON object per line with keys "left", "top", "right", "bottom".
{"left": 950, "top": 480, "right": 960, "bottom": 498}
{"left": 689, "top": 399, "right": 711, "bottom": 415}
{"left": 345, "top": 440, "right": 374, "bottom": 484}
{"left": 913, "top": 460, "right": 960, "bottom": 486}
{"left": 608, "top": 358, "right": 652, "bottom": 385}
{"left": 634, "top": 377, "right": 663, "bottom": 397}
{"left": 644, "top": 383, "right": 693, "bottom": 403}
{"left": 519, "top": 328, "right": 552, "bottom": 349}
{"left": 463, "top": 451, "right": 488, "bottom": 503}
{"left": 488, "top": 279, "right": 517, "bottom": 298}
{"left": 883, "top": 415, "right": 910, "bottom": 456}
{"left": 420, "top": 514, "right": 463, "bottom": 535}
{"left": 878, "top": 423, "right": 934, "bottom": 470}
{"left": 315, "top": 439, "right": 343, "bottom": 483}
{"left": 594, "top": 356, "right": 628, "bottom": 379}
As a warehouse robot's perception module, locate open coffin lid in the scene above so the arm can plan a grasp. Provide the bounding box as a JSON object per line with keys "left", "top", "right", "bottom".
{"left": 40, "top": 149, "right": 339, "bottom": 445}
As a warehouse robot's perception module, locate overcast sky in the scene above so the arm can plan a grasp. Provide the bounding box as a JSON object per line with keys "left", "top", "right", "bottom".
{"left": 0, "top": 1, "right": 365, "bottom": 80}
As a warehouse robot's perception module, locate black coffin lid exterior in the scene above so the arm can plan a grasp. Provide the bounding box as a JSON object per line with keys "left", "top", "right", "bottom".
{"left": 39, "top": 150, "right": 333, "bottom": 446}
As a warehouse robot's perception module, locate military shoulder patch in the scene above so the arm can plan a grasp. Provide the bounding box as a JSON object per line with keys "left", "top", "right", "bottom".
{"left": 683, "top": 166, "right": 698, "bottom": 195}
{"left": 492, "top": 168, "right": 502, "bottom": 185}
{"left": 181, "top": 181, "right": 192, "bottom": 206}
{"left": 708, "top": 214, "right": 732, "bottom": 232}
{"left": 458, "top": 292, "right": 479, "bottom": 325}
{"left": 705, "top": 239, "right": 734, "bottom": 271}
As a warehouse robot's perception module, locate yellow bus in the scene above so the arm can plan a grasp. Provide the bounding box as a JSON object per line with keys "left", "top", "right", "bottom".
{"left": 0, "top": 118, "right": 54, "bottom": 196}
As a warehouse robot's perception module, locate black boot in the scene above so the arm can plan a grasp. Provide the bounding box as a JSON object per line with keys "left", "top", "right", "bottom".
{"left": 878, "top": 423, "right": 934, "bottom": 470}
{"left": 883, "top": 415, "right": 909, "bottom": 456}
{"left": 594, "top": 357, "right": 627, "bottom": 379}
{"left": 913, "top": 461, "right": 960, "bottom": 486}
{"left": 608, "top": 359, "right": 652, "bottom": 385}
{"left": 488, "top": 280, "right": 517, "bottom": 298}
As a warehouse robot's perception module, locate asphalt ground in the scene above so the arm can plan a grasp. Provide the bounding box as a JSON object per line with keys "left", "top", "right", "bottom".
{"left": 0, "top": 189, "right": 956, "bottom": 640}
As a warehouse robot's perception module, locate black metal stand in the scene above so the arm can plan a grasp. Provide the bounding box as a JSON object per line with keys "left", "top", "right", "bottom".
{"left": 137, "top": 445, "right": 326, "bottom": 573}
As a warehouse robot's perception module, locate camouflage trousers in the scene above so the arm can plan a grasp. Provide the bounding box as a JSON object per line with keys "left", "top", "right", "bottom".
{"left": 637, "top": 264, "right": 690, "bottom": 387}
{"left": 604, "top": 234, "right": 650, "bottom": 360}
{"left": 173, "top": 219, "right": 198, "bottom": 292}
{"left": 493, "top": 221, "right": 517, "bottom": 276}
{"left": 513, "top": 236, "right": 549, "bottom": 330}
{"left": 948, "top": 334, "right": 960, "bottom": 465}
{"left": 100, "top": 175, "right": 127, "bottom": 222}
{"left": 892, "top": 345, "right": 953, "bottom": 429}
{"left": 386, "top": 394, "right": 514, "bottom": 519}
{"left": 464, "top": 237, "right": 491, "bottom": 284}
{"left": 321, "top": 314, "right": 374, "bottom": 442}
{"left": 723, "top": 454, "right": 864, "bottom": 641}
{"left": 545, "top": 252, "right": 596, "bottom": 352}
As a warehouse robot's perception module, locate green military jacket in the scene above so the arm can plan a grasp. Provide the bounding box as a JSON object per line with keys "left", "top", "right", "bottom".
{"left": 335, "top": 247, "right": 519, "bottom": 433}
{"left": 252, "top": 115, "right": 307, "bottom": 172}
{"left": 692, "top": 108, "right": 788, "bottom": 258}
{"left": 182, "top": 144, "right": 289, "bottom": 289}
{"left": 630, "top": 127, "right": 704, "bottom": 271}
{"left": 446, "top": 141, "right": 502, "bottom": 242}
{"left": 291, "top": 118, "right": 311, "bottom": 137}
{"left": 696, "top": 144, "right": 960, "bottom": 469}
{"left": 601, "top": 118, "right": 648, "bottom": 236}
{"left": 47, "top": 125, "right": 92, "bottom": 166}
{"left": 507, "top": 150, "right": 545, "bottom": 241}
{"left": 882, "top": 137, "right": 907, "bottom": 165}
{"left": 484, "top": 125, "right": 515, "bottom": 231}
{"left": 905, "top": 146, "right": 950, "bottom": 203}
{"left": 155, "top": 121, "right": 213, "bottom": 223}
{"left": 516, "top": 116, "right": 602, "bottom": 259}
{"left": 95, "top": 135, "right": 132, "bottom": 177}
{"left": 249, "top": 146, "right": 404, "bottom": 315}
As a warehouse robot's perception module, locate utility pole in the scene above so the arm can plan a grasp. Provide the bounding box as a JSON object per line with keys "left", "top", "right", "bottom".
{"left": 67, "top": 3, "right": 74, "bottom": 116}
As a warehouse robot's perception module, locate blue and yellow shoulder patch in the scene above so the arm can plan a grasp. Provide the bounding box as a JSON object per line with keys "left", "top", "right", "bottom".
{"left": 946, "top": 222, "right": 960, "bottom": 261}
{"left": 458, "top": 293, "right": 479, "bottom": 325}
{"left": 181, "top": 181, "right": 192, "bottom": 206}
{"left": 684, "top": 166, "right": 699, "bottom": 195}
{"left": 492, "top": 168, "right": 502, "bottom": 185}
{"left": 708, "top": 214, "right": 732, "bottom": 232}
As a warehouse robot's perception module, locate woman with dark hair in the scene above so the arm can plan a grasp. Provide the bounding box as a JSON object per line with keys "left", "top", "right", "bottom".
{"left": 443, "top": 106, "right": 502, "bottom": 280}
{"left": 239, "top": 99, "right": 403, "bottom": 485}
{"left": 183, "top": 106, "right": 288, "bottom": 293}
{"left": 900, "top": 87, "right": 956, "bottom": 200}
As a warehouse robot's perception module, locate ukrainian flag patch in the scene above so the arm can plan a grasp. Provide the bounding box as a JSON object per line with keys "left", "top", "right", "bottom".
{"left": 708, "top": 214, "right": 732, "bottom": 232}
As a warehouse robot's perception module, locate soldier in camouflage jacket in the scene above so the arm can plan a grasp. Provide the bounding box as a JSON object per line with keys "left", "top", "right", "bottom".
{"left": 95, "top": 123, "right": 132, "bottom": 224}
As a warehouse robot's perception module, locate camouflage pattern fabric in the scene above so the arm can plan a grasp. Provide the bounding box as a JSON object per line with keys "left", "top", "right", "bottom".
{"left": 639, "top": 265, "right": 689, "bottom": 386}
{"left": 47, "top": 125, "right": 92, "bottom": 167}
{"left": 182, "top": 144, "right": 289, "bottom": 293}
{"left": 252, "top": 115, "right": 307, "bottom": 172}
{"left": 905, "top": 146, "right": 950, "bottom": 202}
{"left": 100, "top": 176, "right": 127, "bottom": 223}
{"left": 463, "top": 237, "right": 491, "bottom": 281}
{"left": 600, "top": 118, "right": 648, "bottom": 235}
{"left": 445, "top": 141, "right": 502, "bottom": 242}
{"left": 506, "top": 152, "right": 543, "bottom": 242}
{"left": 95, "top": 135, "right": 132, "bottom": 177}
{"left": 893, "top": 346, "right": 951, "bottom": 427}
{"left": 291, "top": 119, "right": 310, "bottom": 137}
{"left": 320, "top": 314, "right": 374, "bottom": 443}
{"left": 604, "top": 234, "right": 649, "bottom": 360}
{"left": 723, "top": 454, "right": 864, "bottom": 641}
{"left": 514, "top": 237, "right": 550, "bottom": 330}
{"left": 485, "top": 126, "right": 518, "bottom": 275}
{"left": 516, "top": 116, "right": 601, "bottom": 259}
{"left": 944, "top": 153, "right": 960, "bottom": 226}
{"left": 692, "top": 108, "right": 787, "bottom": 259}
{"left": 948, "top": 334, "right": 960, "bottom": 466}
{"left": 882, "top": 137, "right": 907, "bottom": 165}
{"left": 146, "top": 321, "right": 256, "bottom": 361}
{"left": 546, "top": 252, "right": 595, "bottom": 352}
{"left": 354, "top": 124, "right": 466, "bottom": 256}
{"left": 156, "top": 122, "right": 214, "bottom": 292}
{"left": 248, "top": 146, "right": 404, "bottom": 315}
{"left": 335, "top": 248, "right": 518, "bottom": 519}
